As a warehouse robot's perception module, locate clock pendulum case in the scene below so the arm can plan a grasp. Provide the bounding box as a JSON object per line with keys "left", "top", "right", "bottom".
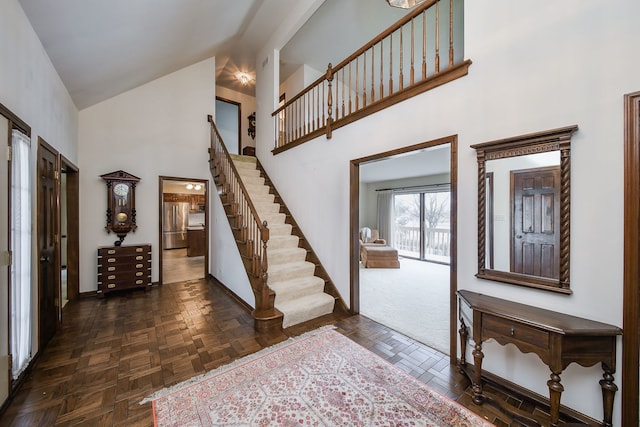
{"left": 100, "top": 170, "right": 140, "bottom": 245}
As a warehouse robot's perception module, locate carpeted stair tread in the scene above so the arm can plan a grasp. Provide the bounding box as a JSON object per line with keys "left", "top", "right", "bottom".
{"left": 268, "top": 246, "right": 308, "bottom": 265}
{"left": 267, "top": 260, "right": 315, "bottom": 283}
{"left": 275, "top": 293, "right": 336, "bottom": 328}
{"left": 267, "top": 235, "right": 300, "bottom": 250}
{"left": 269, "top": 275, "right": 326, "bottom": 303}
{"left": 228, "top": 155, "right": 335, "bottom": 329}
{"left": 268, "top": 222, "right": 293, "bottom": 236}
{"left": 261, "top": 212, "right": 286, "bottom": 225}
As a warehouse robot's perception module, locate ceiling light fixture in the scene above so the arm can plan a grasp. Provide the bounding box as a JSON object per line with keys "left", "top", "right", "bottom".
{"left": 386, "top": 0, "right": 427, "bottom": 8}
{"left": 194, "top": 184, "right": 202, "bottom": 191}
{"left": 236, "top": 72, "right": 252, "bottom": 86}
{"left": 186, "top": 183, "right": 194, "bottom": 190}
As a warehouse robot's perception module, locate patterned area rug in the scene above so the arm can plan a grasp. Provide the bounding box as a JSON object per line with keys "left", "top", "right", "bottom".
{"left": 142, "top": 327, "right": 493, "bottom": 426}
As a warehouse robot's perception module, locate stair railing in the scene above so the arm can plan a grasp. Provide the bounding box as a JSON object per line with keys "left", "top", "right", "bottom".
{"left": 208, "top": 116, "right": 274, "bottom": 320}
{"left": 272, "top": 0, "right": 470, "bottom": 154}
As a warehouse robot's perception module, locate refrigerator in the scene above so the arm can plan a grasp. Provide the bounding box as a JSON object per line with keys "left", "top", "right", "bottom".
{"left": 163, "top": 202, "right": 190, "bottom": 249}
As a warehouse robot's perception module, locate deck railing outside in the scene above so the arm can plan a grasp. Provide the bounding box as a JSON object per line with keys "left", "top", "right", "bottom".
{"left": 395, "top": 225, "right": 450, "bottom": 261}
{"left": 272, "top": 0, "right": 469, "bottom": 153}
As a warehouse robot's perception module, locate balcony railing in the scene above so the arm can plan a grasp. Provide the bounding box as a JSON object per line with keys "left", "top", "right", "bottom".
{"left": 395, "top": 225, "right": 450, "bottom": 262}
{"left": 272, "top": 0, "right": 470, "bottom": 154}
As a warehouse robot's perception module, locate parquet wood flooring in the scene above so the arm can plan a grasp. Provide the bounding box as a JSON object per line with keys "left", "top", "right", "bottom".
{"left": 0, "top": 277, "right": 585, "bottom": 426}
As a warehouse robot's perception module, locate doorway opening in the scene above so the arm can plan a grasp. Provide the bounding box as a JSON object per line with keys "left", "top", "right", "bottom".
{"left": 215, "top": 97, "right": 241, "bottom": 155}
{"left": 350, "top": 136, "right": 458, "bottom": 362}
{"left": 159, "top": 176, "right": 208, "bottom": 284}
{"left": 60, "top": 156, "right": 79, "bottom": 310}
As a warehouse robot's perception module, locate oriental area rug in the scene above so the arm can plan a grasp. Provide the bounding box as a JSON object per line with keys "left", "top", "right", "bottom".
{"left": 141, "top": 327, "right": 493, "bottom": 426}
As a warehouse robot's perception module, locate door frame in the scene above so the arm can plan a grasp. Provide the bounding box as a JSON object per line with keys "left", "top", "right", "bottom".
{"left": 158, "top": 176, "right": 209, "bottom": 284}
{"left": 215, "top": 97, "right": 242, "bottom": 155}
{"left": 59, "top": 156, "right": 79, "bottom": 304}
{"left": 622, "top": 90, "right": 640, "bottom": 426}
{"left": 0, "top": 103, "right": 30, "bottom": 413}
{"left": 350, "top": 135, "right": 458, "bottom": 364}
{"left": 37, "top": 137, "right": 60, "bottom": 349}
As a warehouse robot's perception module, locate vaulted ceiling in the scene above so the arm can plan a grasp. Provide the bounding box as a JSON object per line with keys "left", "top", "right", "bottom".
{"left": 18, "top": 0, "right": 409, "bottom": 110}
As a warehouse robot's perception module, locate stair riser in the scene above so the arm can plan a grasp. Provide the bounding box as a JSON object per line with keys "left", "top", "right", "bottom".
{"left": 268, "top": 264, "right": 315, "bottom": 283}
{"left": 267, "top": 237, "right": 299, "bottom": 250}
{"left": 272, "top": 282, "right": 325, "bottom": 304}
{"left": 268, "top": 249, "right": 307, "bottom": 265}
{"left": 277, "top": 297, "right": 335, "bottom": 328}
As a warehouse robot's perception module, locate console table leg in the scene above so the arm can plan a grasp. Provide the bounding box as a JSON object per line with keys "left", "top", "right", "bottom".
{"left": 472, "top": 342, "right": 484, "bottom": 404}
{"left": 599, "top": 365, "right": 617, "bottom": 427}
{"left": 458, "top": 317, "right": 468, "bottom": 373}
{"left": 547, "top": 371, "right": 564, "bottom": 427}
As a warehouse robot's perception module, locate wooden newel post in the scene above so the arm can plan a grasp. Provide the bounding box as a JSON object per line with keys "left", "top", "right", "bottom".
{"left": 260, "top": 221, "right": 270, "bottom": 300}
{"left": 326, "top": 63, "right": 333, "bottom": 139}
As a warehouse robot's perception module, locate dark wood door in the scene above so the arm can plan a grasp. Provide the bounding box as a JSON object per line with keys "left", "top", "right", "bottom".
{"left": 38, "top": 141, "right": 59, "bottom": 349}
{"left": 511, "top": 166, "right": 560, "bottom": 278}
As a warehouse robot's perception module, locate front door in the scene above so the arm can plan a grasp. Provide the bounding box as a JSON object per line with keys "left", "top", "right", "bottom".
{"left": 511, "top": 166, "right": 560, "bottom": 278}
{"left": 37, "top": 140, "right": 59, "bottom": 349}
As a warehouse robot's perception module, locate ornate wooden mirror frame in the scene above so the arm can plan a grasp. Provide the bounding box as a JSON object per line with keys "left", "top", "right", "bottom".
{"left": 471, "top": 125, "right": 578, "bottom": 294}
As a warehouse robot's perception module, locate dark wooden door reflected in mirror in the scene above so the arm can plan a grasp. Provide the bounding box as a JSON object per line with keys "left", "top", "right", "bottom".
{"left": 471, "top": 125, "right": 577, "bottom": 294}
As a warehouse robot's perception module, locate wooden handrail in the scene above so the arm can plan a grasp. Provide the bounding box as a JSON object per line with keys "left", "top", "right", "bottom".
{"left": 208, "top": 116, "right": 273, "bottom": 315}
{"left": 272, "top": 0, "right": 469, "bottom": 153}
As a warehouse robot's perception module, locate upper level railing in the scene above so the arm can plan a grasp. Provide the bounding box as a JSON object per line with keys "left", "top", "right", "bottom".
{"left": 208, "top": 117, "right": 273, "bottom": 317}
{"left": 272, "top": 0, "right": 470, "bottom": 154}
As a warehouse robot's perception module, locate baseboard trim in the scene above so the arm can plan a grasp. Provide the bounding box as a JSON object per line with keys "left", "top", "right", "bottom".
{"left": 208, "top": 274, "right": 253, "bottom": 313}
{"left": 459, "top": 360, "right": 601, "bottom": 426}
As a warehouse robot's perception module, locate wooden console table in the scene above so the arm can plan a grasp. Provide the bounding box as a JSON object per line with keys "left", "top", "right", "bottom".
{"left": 457, "top": 290, "right": 622, "bottom": 427}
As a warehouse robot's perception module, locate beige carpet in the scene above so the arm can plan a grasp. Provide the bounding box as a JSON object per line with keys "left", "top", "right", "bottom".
{"left": 359, "top": 257, "right": 450, "bottom": 354}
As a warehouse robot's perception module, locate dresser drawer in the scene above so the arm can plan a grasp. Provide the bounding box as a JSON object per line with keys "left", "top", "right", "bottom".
{"left": 97, "top": 244, "right": 152, "bottom": 295}
{"left": 482, "top": 314, "right": 549, "bottom": 349}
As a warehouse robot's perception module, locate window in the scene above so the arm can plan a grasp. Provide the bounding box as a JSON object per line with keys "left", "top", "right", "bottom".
{"left": 393, "top": 188, "right": 450, "bottom": 263}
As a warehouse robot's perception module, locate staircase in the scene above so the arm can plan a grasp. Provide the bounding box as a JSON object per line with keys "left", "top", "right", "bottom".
{"left": 230, "top": 155, "right": 336, "bottom": 328}
{"left": 208, "top": 116, "right": 344, "bottom": 331}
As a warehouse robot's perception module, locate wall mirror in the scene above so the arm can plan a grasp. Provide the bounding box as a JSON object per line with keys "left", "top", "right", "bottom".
{"left": 471, "top": 125, "right": 578, "bottom": 294}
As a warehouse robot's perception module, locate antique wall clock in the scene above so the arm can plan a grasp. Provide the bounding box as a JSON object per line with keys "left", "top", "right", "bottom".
{"left": 100, "top": 170, "right": 140, "bottom": 245}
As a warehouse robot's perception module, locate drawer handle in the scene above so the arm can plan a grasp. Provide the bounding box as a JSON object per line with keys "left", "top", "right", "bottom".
{"left": 136, "top": 256, "right": 143, "bottom": 260}
{"left": 108, "top": 266, "right": 116, "bottom": 272}
{"left": 108, "top": 275, "right": 116, "bottom": 280}
{"left": 107, "top": 284, "right": 116, "bottom": 289}
{"left": 135, "top": 280, "right": 143, "bottom": 285}
{"left": 108, "top": 249, "right": 116, "bottom": 254}
{"left": 108, "top": 258, "right": 116, "bottom": 263}
{"left": 510, "top": 326, "right": 516, "bottom": 336}
{"left": 136, "top": 248, "right": 143, "bottom": 252}
{"left": 136, "top": 272, "right": 143, "bottom": 277}
{"left": 136, "top": 264, "right": 143, "bottom": 268}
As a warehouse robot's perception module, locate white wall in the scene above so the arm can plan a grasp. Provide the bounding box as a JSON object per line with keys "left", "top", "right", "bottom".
{"left": 215, "top": 86, "right": 256, "bottom": 152}
{"left": 78, "top": 58, "right": 215, "bottom": 292}
{"left": 0, "top": 0, "right": 79, "bottom": 357}
{"left": 254, "top": 1, "right": 639, "bottom": 423}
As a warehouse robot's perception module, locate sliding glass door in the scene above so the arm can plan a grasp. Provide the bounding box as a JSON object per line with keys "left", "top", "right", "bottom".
{"left": 394, "top": 188, "right": 450, "bottom": 263}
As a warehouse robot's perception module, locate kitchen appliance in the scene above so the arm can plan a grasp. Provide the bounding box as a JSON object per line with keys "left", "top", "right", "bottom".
{"left": 163, "top": 201, "right": 190, "bottom": 249}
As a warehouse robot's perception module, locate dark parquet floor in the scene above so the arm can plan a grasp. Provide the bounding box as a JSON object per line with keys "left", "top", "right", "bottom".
{"left": 0, "top": 277, "right": 585, "bottom": 426}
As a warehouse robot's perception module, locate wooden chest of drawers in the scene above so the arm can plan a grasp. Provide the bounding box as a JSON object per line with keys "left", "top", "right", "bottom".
{"left": 97, "top": 244, "right": 152, "bottom": 295}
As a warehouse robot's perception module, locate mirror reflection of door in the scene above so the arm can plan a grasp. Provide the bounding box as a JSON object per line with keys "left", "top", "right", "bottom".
{"left": 215, "top": 97, "right": 241, "bottom": 155}
{"left": 511, "top": 166, "right": 560, "bottom": 278}
{"left": 37, "top": 138, "right": 60, "bottom": 349}
{"left": 160, "top": 177, "right": 208, "bottom": 284}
